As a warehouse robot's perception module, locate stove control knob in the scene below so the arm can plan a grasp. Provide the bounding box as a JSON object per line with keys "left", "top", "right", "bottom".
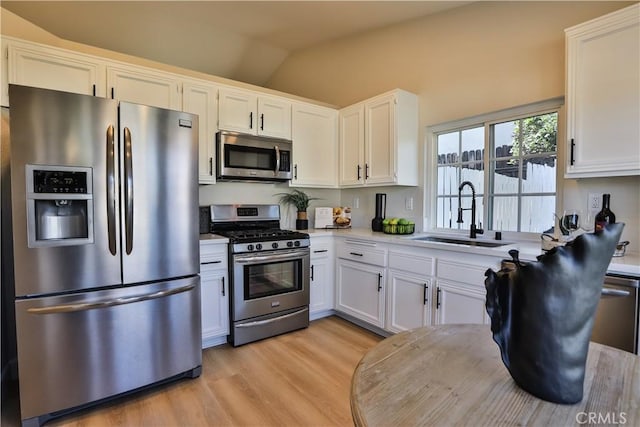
{"left": 256, "top": 243, "right": 262, "bottom": 250}
{"left": 247, "top": 244, "right": 254, "bottom": 251}
{"left": 294, "top": 241, "right": 301, "bottom": 247}
{"left": 287, "top": 241, "right": 294, "bottom": 247}
{"left": 272, "top": 242, "right": 279, "bottom": 249}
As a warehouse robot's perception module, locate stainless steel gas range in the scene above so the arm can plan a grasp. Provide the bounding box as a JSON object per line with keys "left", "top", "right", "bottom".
{"left": 209, "top": 205, "right": 310, "bottom": 346}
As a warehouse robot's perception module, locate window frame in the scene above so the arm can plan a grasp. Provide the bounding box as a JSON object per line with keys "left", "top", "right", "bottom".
{"left": 426, "top": 97, "right": 564, "bottom": 240}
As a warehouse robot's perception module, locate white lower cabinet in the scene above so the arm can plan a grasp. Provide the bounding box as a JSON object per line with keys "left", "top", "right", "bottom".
{"left": 385, "top": 248, "right": 434, "bottom": 333}
{"left": 336, "top": 259, "right": 386, "bottom": 328}
{"left": 309, "top": 236, "right": 335, "bottom": 318}
{"left": 433, "top": 257, "right": 497, "bottom": 325}
{"left": 199, "top": 241, "right": 229, "bottom": 348}
{"left": 386, "top": 271, "right": 432, "bottom": 333}
{"left": 433, "top": 280, "right": 489, "bottom": 325}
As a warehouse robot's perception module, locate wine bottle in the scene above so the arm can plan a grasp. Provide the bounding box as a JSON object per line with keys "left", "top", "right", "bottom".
{"left": 594, "top": 193, "right": 616, "bottom": 232}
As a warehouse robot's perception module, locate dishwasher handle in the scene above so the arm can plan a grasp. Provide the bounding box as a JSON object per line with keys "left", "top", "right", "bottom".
{"left": 601, "top": 287, "right": 631, "bottom": 297}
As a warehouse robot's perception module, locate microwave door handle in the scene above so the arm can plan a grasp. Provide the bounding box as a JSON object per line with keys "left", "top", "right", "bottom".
{"left": 124, "top": 127, "right": 134, "bottom": 255}
{"left": 106, "top": 125, "right": 117, "bottom": 255}
{"left": 274, "top": 145, "right": 280, "bottom": 176}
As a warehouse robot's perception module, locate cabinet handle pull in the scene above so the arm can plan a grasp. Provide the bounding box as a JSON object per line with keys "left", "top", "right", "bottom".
{"left": 313, "top": 249, "right": 328, "bottom": 253}
{"left": 570, "top": 138, "right": 575, "bottom": 166}
{"left": 365, "top": 163, "right": 370, "bottom": 179}
{"left": 209, "top": 157, "right": 213, "bottom": 176}
{"left": 92, "top": 84, "right": 96, "bottom": 96}
{"left": 423, "top": 283, "right": 428, "bottom": 305}
{"left": 222, "top": 276, "right": 225, "bottom": 296}
{"left": 349, "top": 252, "right": 363, "bottom": 256}
{"left": 311, "top": 265, "right": 315, "bottom": 281}
{"left": 249, "top": 112, "right": 253, "bottom": 129}
{"left": 260, "top": 113, "right": 264, "bottom": 130}
{"left": 111, "top": 87, "right": 115, "bottom": 99}
{"left": 201, "top": 260, "right": 222, "bottom": 265}
{"left": 436, "top": 287, "right": 441, "bottom": 309}
{"left": 357, "top": 164, "right": 361, "bottom": 180}
{"left": 377, "top": 273, "right": 382, "bottom": 292}
{"left": 294, "top": 164, "right": 298, "bottom": 180}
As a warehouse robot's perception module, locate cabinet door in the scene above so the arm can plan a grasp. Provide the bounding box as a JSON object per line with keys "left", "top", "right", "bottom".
{"left": 339, "top": 104, "right": 365, "bottom": 186}
{"left": 6, "top": 41, "right": 105, "bottom": 104}
{"left": 336, "top": 259, "right": 385, "bottom": 327}
{"left": 200, "top": 265, "right": 229, "bottom": 348}
{"left": 291, "top": 103, "right": 338, "bottom": 187}
{"left": 365, "top": 94, "right": 396, "bottom": 185}
{"left": 106, "top": 65, "right": 181, "bottom": 110}
{"left": 183, "top": 81, "right": 218, "bottom": 184}
{"left": 434, "top": 280, "right": 489, "bottom": 326}
{"left": 565, "top": 5, "right": 640, "bottom": 177}
{"left": 218, "top": 88, "right": 257, "bottom": 134}
{"left": 386, "top": 271, "right": 431, "bottom": 333}
{"left": 258, "top": 96, "right": 291, "bottom": 139}
{"left": 310, "top": 257, "right": 333, "bottom": 314}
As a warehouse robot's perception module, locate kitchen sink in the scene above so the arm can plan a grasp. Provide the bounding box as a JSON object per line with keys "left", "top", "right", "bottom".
{"left": 409, "top": 235, "right": 511, "bottom": 248}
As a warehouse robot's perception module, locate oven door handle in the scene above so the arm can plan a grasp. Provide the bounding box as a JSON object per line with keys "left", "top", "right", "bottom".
{"left": 235, "top": 307, "right": 309, "bottom": 328}
{"left": 234, "top": 250, "right": 308, "bottom": 264}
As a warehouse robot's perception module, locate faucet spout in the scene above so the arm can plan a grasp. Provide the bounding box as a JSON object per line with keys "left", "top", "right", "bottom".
{"left": 457, "top": 181, "right": 484, "bottom": 238}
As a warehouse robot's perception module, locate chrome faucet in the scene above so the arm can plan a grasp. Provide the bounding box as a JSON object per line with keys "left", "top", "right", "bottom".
{"left": 457, "top": 181, "right": 484, "bottom": 239}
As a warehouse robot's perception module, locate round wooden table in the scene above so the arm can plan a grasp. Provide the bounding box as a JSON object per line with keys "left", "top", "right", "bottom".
{"left": 351, "top": 325, "right": 639, "bottom": 426}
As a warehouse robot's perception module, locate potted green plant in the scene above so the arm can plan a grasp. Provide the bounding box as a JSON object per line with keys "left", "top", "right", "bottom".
{"left": 275, "top": 189, "right": 320, "bottom": 230}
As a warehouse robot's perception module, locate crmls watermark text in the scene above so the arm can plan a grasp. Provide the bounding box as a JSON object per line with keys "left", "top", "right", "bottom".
{"left": 576, "top": 412, "right": 627, "bottom": 425}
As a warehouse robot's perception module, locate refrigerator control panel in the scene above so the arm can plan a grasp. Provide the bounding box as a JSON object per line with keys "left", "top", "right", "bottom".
{"left": 33, "top": 169, "right": 88, "bottom": 194}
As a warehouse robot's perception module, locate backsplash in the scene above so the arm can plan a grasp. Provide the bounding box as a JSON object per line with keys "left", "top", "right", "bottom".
{"left": 563, "top": 175, "right": 640, "bottom": 253}
{"left": 199, "top": 183, "right": 341, "bottom": 230}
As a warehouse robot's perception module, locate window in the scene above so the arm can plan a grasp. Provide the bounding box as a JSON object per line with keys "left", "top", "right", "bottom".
{"left": 432, "top": 99, "right": 561, "bottom": 235}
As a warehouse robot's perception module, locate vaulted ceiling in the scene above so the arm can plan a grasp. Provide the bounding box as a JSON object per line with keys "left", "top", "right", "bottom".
{"left": 2, "top": 1, "right": 471, "bottom": 86}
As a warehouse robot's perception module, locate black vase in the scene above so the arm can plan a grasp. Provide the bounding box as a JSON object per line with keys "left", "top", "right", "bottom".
{"left": 484, "top": 223, "right": 624, "bottom": 404}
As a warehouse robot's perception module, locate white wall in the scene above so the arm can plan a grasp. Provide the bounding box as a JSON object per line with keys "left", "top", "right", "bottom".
{"left": 266, "top": 1, "right": 639, "bottom": 248}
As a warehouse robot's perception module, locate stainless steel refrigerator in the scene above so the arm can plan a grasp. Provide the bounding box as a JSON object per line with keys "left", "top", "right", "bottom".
{"left": 4, "top": 85, "right": 201, "bottom": 426}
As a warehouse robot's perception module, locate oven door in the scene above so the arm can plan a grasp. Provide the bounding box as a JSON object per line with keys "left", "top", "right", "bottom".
{"left": 232, "top": 247, "right": 310, "bottom": 321}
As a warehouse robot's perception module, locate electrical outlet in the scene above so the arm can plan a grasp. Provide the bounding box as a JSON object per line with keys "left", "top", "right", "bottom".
{"left": 588, "top": 193, "right": 601, "bottom": 211}
{"left": 405, "top": 197, "right": 414, "bottom": 211}
{"left": 353, "top": 197, "right": 360, "bottom": 209}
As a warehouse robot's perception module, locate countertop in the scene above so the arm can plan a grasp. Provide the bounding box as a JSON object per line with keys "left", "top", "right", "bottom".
{"left": 351, "top": 324, "right": 640, "bottom": 427}
{"left": 306, "top": 228, "right": 640, "bottom": 277}
{"left": 200, "top": 228, "right": 640, "bottom": 276}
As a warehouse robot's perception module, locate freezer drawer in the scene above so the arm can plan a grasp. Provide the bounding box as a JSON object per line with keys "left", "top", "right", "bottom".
{"left": 15, "top": 276, "right": 202, "bottom": 423}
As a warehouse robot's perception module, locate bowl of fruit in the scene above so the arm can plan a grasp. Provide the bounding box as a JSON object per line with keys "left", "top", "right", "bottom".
{"left": 382, "top": 218, "right": 415, "bottom": 235}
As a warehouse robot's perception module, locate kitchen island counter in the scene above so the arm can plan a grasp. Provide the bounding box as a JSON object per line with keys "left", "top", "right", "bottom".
{"left": 351, "top": 324, "right": 640, "bottom": 427}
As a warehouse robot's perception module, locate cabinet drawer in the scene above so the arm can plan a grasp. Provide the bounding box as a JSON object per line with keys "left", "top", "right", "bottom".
{"left": 310, "top": 242, "right": 331, "bottom": 259}
{"left": 337, "top": 241, "right": 387, "bottom": 266}
{"left": 389, "top": 251, "right": 434, "bottom": 276}
{"left": 437, "top": 260, "right": 487, "bottom": 287}
{"left": 200, "top": 242, "right": 227, "bottom": 266}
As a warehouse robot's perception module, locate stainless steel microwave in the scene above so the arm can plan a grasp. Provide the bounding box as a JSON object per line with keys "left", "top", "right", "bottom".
{"left": 216, "top": 131, "right": 292, "bottom": 182}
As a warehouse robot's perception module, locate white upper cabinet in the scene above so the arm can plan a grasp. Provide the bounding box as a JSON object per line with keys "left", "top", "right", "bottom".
{"left": 106, "top": 64, "right": 182, "bottom": 110}
{"left": 218, "top": 88, "right": 292, "bottom": 139}
{"left": 339, "top": 104, "right": 365, "bottom": 186}
{"left": 183, "top": 79, "right": 219, "bottom": 184}
{"left": 565, "top": 4, "right": 640, "bottom": 178}
{"left": 291, "top": 102, "right": 338, "bottom": 187}
{"left": 3, "top": 38, "right": 106, "bottom": 106}
{"left": 339, "top": 89, "right": 418, "bottom": 187}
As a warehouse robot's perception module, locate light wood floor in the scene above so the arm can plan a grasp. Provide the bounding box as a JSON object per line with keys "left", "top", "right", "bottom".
{"left": 2, "top": 316, "right": 382, "bottom": 427}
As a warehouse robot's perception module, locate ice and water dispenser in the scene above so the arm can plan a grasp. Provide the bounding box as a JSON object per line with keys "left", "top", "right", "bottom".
{"left": 26, "top": 165, "right": 94, "bottom": 247}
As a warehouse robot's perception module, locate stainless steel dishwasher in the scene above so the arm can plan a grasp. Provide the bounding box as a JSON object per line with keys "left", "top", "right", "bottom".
{"left": 501, "top": 260, "right": 639, "bottom": 355}
{"left": 590, "top": 274, "right": 639, "bottom": 354}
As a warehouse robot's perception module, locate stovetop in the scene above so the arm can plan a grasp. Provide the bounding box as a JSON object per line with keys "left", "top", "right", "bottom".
{"left": 206, "top": 204, "right": 310, "bottom": 253}
{"left": 216, "top": 228, "right": 309, "bottom": 243}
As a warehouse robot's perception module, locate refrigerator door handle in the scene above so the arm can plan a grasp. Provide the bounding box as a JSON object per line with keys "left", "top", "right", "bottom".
{"left": 26, "top": 283, "right": 196, "bottom": 314}
{"left": 124, "top": 127, "right": 134, "bottom": 255}
{"left": 106, "top": 125, "right": 117, "bottom": 255}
